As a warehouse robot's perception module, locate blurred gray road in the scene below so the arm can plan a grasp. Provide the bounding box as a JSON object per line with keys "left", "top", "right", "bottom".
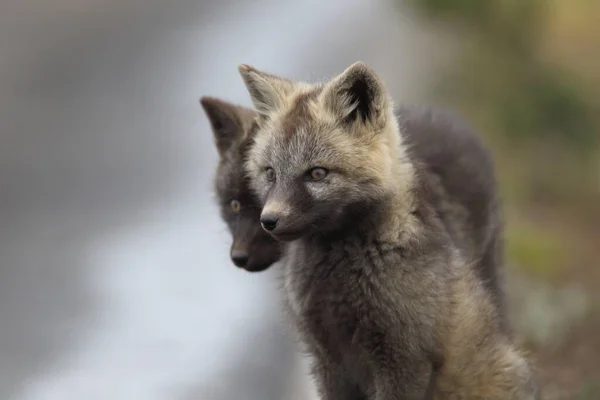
{"left": 0, "top": 1, "right": 448, "bottom": 399}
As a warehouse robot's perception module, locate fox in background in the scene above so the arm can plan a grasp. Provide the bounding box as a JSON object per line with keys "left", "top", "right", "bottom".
{"left": 201, "top": 97, "right": 283, "bottom": 273}
{"left": 215, "top": 60, "right": 541, "bottom": 399}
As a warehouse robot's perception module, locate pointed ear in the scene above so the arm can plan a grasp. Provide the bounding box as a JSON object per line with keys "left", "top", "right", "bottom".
{"left": 238, "top": 64, "right": 294, "bottom": 119}
{"left": 321, "top": 62, "right": 388, "bottom": 128}
{"left": 200, "top": 97, "right": 253, "bottom": 155}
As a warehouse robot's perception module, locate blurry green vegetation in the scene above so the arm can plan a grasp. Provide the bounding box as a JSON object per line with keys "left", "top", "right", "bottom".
{"left": 579, "top": 382, "right": 600, "bottom": 400}
{"left": 505, "top": 222, "right": 566, "bottom": 278}
{"left": 405, "top": 0, "right": 598, "bottom": 152}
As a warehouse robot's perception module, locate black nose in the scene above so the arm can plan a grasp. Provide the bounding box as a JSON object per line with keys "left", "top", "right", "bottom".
{"left": 231, "top": 250, "right": 249, "bottom": 267}
{"left": 260, "top": 214, "right": 279, "bottom": 231}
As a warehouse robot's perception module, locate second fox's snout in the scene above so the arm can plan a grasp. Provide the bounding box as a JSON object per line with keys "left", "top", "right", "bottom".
{"left": 230, "top": 248, "right": 249, "bottom": 268}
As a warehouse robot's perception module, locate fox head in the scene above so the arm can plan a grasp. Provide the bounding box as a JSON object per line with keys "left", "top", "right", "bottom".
{"left": 238, "top": 62, "right": 414, "bottom": 242}
{"left": 200, "top": 96, "right": 282, "bottom": 271}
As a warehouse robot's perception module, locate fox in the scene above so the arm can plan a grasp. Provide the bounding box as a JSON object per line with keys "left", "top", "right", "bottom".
{"left": 238, "top": 62, "right": 539, "bottom": 399}
{"left": 201, "top": 97, "right": 509, "bottom": 331}
{"left": 200, "top": 96, "right": 282, "bottom": 272}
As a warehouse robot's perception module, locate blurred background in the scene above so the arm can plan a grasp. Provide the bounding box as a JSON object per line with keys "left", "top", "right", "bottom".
{"left": 0, "top": 0, "right": 597, "bottom": 399}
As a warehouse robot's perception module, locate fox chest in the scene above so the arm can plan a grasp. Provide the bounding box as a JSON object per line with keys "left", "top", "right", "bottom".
{"left": 282, "top": 252, "right": 372, "bottom": 362}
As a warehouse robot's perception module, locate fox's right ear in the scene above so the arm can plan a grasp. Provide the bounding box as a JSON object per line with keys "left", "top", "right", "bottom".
{"left": 200, "top": 97, "right": 246, "bottom": 155}
{"left": 238, "top": 64, "right": 294, "bottom": 120}
{"left": 321, "top": 61, "right": 389, "bottom": 129}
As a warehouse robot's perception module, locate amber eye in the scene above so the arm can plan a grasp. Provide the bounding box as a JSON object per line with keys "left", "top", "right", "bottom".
{"left": 230, "top": 199, "right": 241, "bottom": 213}
{"left": 265, "top": 167, "right": 276, "bottom": 182}
{"left": 308, "top": 167, "right": 328, "bottom": 181}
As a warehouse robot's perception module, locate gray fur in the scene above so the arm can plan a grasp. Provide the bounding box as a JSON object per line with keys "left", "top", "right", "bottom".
{"left": 396, "top": 105, "right": 510, "bottom": 334}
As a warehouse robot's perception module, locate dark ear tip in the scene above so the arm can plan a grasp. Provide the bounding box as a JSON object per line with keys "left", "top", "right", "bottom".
{"left": 199, "top": 97, "right": 236, "bottom": 124}
{"left": 199, "top": 96, "right": 218, "bottom": 110}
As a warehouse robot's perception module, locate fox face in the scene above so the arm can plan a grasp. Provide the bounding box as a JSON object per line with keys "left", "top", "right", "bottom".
{"left": 239, "top": 62, "right": 413, "bottom": 242}
{"left": 200, "top": 97, "right": 282, "bottom": 271}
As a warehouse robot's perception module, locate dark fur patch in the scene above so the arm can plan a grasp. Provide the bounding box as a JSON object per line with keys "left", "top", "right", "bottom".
{"left": 344, "top": 74, "right": 373, "bottom": 124}
{"left": 200, "top": 97, "right": 245, "bottom": 154}
{"left": 202, "top": 97, "right": 283, "bottom": 273}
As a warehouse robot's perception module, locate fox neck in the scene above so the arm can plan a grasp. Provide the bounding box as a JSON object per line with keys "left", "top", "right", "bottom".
{"left": 372, "top": 118, "right": 419, "bottom": 244}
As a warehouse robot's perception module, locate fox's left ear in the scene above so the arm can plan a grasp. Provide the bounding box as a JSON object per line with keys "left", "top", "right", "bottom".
{"left": 238, "top": 64, "right": 294, "bottom": 120}
{"left": 321, "top": 62, "right": 389, "bottom": 128}
{"left": 200, "top": 97, "right": 253, "bottom": 155}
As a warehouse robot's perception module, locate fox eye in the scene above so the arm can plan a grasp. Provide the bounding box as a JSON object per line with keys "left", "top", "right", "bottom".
{"left": 266, "top": 167, "right": 276, "bottom": 182}
{"left": 230, "top": 199, "right": 241, "bottom": 213}
{"left": 307, "top": 167, "right": 328, "bottom": 181}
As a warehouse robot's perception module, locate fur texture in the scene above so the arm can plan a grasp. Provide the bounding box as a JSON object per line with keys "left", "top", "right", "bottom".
{"left": 200, "top": 96, "right": 282, "bottom": 272}
{"left": 201, "top": 96, "right": 510, "bottom": 332}
{"left": 396, "top": 105, "right": 510, "bottom": 334}
{"left": 239, "top": 62, "right": 539, "bottom": 399}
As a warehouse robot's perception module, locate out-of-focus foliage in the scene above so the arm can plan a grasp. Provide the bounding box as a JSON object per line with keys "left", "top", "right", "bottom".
{"left": 401, "top": 0, "right": 600, "bottom": 263}
{"left": 405, "top": 0, "right": 598, "bottom": 152}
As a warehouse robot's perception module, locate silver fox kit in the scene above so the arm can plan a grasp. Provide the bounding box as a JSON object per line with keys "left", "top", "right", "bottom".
{"left": 239, "top": 62, "right": 539, "bottom": 399}
{"left": 200, "top": 97, "right": 282, "bottom": 272}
